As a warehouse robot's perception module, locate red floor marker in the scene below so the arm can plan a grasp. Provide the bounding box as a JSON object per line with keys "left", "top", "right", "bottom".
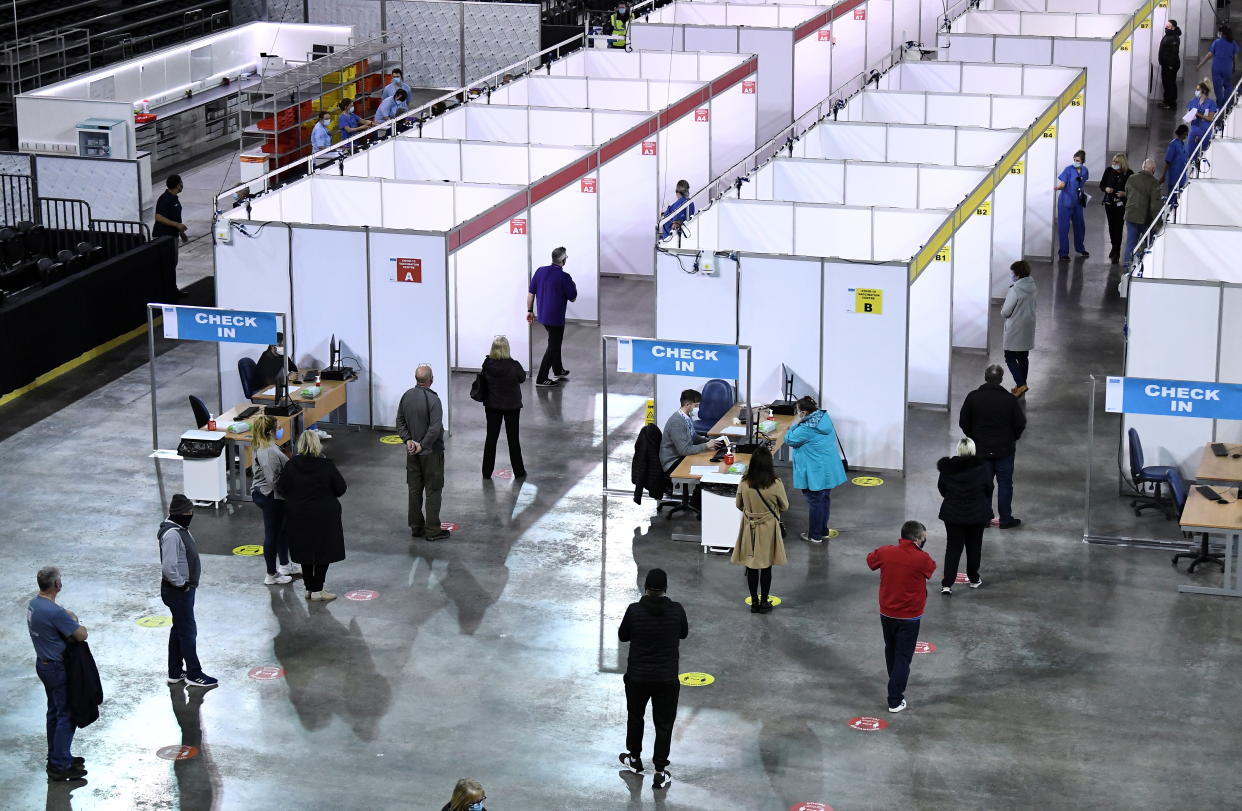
{"left": 345, "top": 589, "right": 380, "bottom": 601}
{"left": 790, "top": 804, "right": 834, "bottom": 811}
{"left": 247, "top": 665, "right": 285, "bottom": 680}
{"left": 846, "top": 716, "right": 889, "bottom": 731}
{"left": 493, "top": 469, "right": 514, "bottom": 479}
{"left": 955, "top": 572, "right": 970, "bottom": 584}
{"left": 914, "top": 641, "right": 937, "bottom": 654}
{"left": 440, "top": 522, "right": 461, "bottom": 532}
{"left": 156, "top": 745, "right": 199, "bottom": 760}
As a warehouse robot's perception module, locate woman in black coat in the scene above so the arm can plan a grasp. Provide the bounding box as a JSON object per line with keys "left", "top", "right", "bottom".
{"left": 937, "top": 438, "right": 993, "bottom": 595}
{"left": 278, "top": 430, "right": 347, "bottom": 601}
{"left": 1099, "top": 154, "right": 1133, "bottom": 262}
{"left": 481, "top": 335, "right": 527, "bottom": 478}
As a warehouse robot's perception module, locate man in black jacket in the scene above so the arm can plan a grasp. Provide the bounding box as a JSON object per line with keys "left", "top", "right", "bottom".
{"left": 617, "top": 568, "right": 688, "bottom": 791}
{"left": 959, "top": 364, "right": 1026, "bottom": 529}
{"left": 1159, "top": 20, "right": 1183, "bottom": 109}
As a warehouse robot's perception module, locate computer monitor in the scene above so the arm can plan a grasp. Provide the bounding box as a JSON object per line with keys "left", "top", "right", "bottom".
{"left": 329, "top": 334, "right": 340, "bottom": 369}
{"left": 781, "top": 363, "right": 795, "bottom": 402}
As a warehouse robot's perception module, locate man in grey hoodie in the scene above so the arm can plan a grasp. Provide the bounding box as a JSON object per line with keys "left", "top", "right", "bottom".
{"left": 158, "top": 494, "right": 217, "bottom": 689}
{"left": 1001, "top": 260, "right": 1037, "bottom": 398}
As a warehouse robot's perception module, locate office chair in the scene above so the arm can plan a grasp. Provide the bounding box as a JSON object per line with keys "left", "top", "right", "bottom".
{"left": 238, "top": 357, "right": 260, "bottom": 399}
{"left": 657, "top": 461, "right": 700, "bottom": 520}
{"left": 189, "top": 395, "right": 211, "bottom": 429}
{"left": 695, "top": 378, "right": 734, "bottom": 433}
{"left": 1171, "top": 469, "right": 1225, "bottom": 572}
{"left": 1127, "top": 428, "right": 1177, "bottom": 518}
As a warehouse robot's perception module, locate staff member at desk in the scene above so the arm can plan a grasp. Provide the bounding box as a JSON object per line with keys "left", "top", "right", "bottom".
{"left": 659, "top": 389, "right": 724, "bottom": 475}
{"left": 253, "top": 334, "right": 332, "bottom": 440}
{"left": 660, "top": 180, "right": 696, "bottom": 239}
{"left": 311, "top": 111, "right": 334, "bottom": 152}
{"left": 375, "top": 89, "right": 408, "bottom": 126}
{"left": 383, "top": 68, "right": 411, "bottom": 99}
{"left": 336, "top": 98, "right": 373, "bottom": 146}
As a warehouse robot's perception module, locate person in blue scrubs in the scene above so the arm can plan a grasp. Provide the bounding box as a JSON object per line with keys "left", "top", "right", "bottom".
{"left": 374, "top": 89, "right": 408, "bottom": 125}
{"left": 335, "top": 98, "right": 372, "bottom": 147}
{"left": 1199, "top": 25, "right": 1239, "bottom": 107}
{"left": 311, "top": 111, "right": 334, "bottom": 151}
{"left": 1054, "top": 150, "right": 1089, "bottom": 260}
{"left": 1186, "top": 79, "right": 1218, "bottom": 157}
{"left": 383, "top": 68, "right": 411, "bottom": 100}
{"left": 1161, "top": 123, "right": 1190, "bottom": 200}
{"left": 660, "top": 179, "right": 696, "bottom": 239}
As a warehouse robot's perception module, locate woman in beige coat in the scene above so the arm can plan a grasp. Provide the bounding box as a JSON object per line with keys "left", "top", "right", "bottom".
{"left": 732, "top": 447, "right": 788, "bottom": 613}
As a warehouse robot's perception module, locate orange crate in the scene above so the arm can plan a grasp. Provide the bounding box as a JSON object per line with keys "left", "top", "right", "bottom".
{"left": 257, "top": 107, "right": 299, "bottom": 131}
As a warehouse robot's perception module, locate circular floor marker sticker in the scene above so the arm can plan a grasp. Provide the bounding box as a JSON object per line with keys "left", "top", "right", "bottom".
{"left": 493, "top": 469, "right": 514, "bottom": 479}
{"left": 678, "top": 672, "right": 715, "bottom": 687}
{"left": 790, "top": 804, "right": 834, "bottom": 811}
{"left": 955, "top": 572, "right": 971, "bottom": 584}
{"left": 744, "top": 595, "right": 783, "bottom": 606}
{"left": 440, "top": 522, "right": 461, "bottom": 532}
{"left": 827, "top": 528, "right": 839, "bottom": 539}
{"left": 379, "top": 435, "right": 404, "bottom": 445}
{"left": 247, "top": 665, "right": 286, "bottom": 681}
{"left": 345, "top": 589, "right": 380, "bottom": 601}
{"left": 851, "top": 476, "right": 884, "bottom": 487}
{"left": 914, "top": 641, "right": 937, "bottom": 654}
{"left": 156, "top": 745, "right": 199, "bottom": 760}
{"left": 847, "top": 716, "right": 889, "bottom": 731}
{"left": 232, "top": 544, "right": 264, "bottom": 556}
{"left": 136, "top": 615, "right": 172, "bottom": 628}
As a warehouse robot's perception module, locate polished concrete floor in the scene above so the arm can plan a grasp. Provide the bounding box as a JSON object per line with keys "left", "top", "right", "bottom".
{"left": 4, "top": 59, "right": 1242, "bottom": 811}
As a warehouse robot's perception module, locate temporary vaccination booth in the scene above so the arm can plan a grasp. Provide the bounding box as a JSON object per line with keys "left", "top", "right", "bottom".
{"left": 948, "top": 0, "right": 1160, "bottom": 162}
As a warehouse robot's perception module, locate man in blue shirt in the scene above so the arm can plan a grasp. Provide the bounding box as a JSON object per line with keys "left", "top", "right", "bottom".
{"left": 336, "top": 98, "right": 372, "bottom": 149}
{"left": 1162, "top": 124, "right": 1190, "bottom": 198}
{"left": 383, "top": 68, "right": 410, "bottom": 100}
{"left": 1054, "top": 150, "right": 1089, "bottom": 260}
{"left": 660, "top": 179, "right": 696, "bottom": 239}
{"left": 27, "top": 565, "right": 89, "bottom": 780}
{"left": 527, "top": 247, "right": 578, "bottom": 386}
{"left": 375, "top": 89, "right": 408, "bottom": 125}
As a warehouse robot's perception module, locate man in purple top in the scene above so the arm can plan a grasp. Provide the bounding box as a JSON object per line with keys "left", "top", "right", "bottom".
{"left": 527, "top": 247, "right": 578, "bottom": 386}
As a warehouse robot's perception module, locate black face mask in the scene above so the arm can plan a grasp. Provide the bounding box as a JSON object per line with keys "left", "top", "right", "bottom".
{"left": 171, "top": 513, "right": 193, "bottom": 529}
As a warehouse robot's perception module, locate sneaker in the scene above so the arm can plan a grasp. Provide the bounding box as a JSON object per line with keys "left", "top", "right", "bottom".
{"left": 185, "top": 674, "right": 219, "bottom": 689}
{"left": 653, "top": 770, "right": 673, "bottom": 790}
{"left": 167, "top": 672, "right": 186, "bottom": 684}
{"left": 310, "top": 591, "right": 337, "bottom": 602}
{"left": 555, "top": 368, "right": 570, "bottom": 378}
{"left": 618, "top": 752, "right": 643, "bottom": 774}
{"left": 264, "top": 573, "right": 293, "bottom": 585}
{"left": 1058, "top": 255, "right": 1069, "bottom": 262}
{"left": 969, "top": 577, "right": 983, "bottom": 589}
{"left": 535, "top": 378, "right": 559, "bottom": 387}
{"left": 47, "top": 765, "right": 87, "bottom": 781}
{"left": 888, "top": 699, "right": 907, "bottom": 713}
{"left": 279, "top": 562, "right": 302, "bottom": 577}
{"left": 998, "top": 518, "right": 1022, "bottom": 529}
{"left": 1077, "top": 251, "right": 1090, "bottom": 258}
{"left": 425, "top": 530, "right": 451, "bottom": 542}
{"left": 940, "top": 586, "right": 952, "bottom": 595}
{"left": 800, "top": 531, "right": 823, "bottom": 544}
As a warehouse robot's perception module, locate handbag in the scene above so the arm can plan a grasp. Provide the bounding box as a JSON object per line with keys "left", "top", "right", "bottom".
{"left": 754, "top": 486, "right": 787, "bottom": 539}
{"left": 469, "top": 361, "right": 488, "bottom": 403}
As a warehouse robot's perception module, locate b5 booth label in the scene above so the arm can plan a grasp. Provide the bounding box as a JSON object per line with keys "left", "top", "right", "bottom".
{"left": 616, "top": 338, "right": 740, "bottom": 378}
{"left": 1105, "top": 376, "right": 1242, "bottom": 419}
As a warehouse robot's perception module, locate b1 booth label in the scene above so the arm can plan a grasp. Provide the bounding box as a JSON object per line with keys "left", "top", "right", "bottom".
{"left": 1105, "top": 376, "right": 1242, "bottom": 419}
{"left": 617, "top": 338, "right": 740, "bottom": 379}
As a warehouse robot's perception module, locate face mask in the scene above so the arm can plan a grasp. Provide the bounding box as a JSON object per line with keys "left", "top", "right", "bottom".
{"left": 1196, "top": 91, "right": 1204, "bottom": 98}
{"left": 347, "top": 106, "right": 354, "bottom": 114}
{"left": 273, "top": 346, "right": 284, "bottom": 356}
{"left": 171, "top": 514, "right": 193, "bottom": 529}
{"left": 1072, "top": 160, "right": 1083, "bottom": 168}
{"left": 467, "top": 804, "right": 485, "bottom": 811}
{"left": 689, "top": 406, "right": 700, "bottom": 419}
{"left": 1111, "top": 163, "right": 1121, "bottom": 171}
{"left": 618, "top": 6, "right": 627, "bottom": 13}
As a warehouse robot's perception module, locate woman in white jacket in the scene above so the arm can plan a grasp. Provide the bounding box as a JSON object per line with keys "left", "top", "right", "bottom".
{"left": 1001, "top": 260, "right": 1037, "bottom": 398}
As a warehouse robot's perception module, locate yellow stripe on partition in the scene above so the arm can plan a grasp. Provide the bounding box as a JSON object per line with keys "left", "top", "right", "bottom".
{"left": 1113, "top": 0, "right": 1158, "bottom": 52}
{"left": 0, "top": 319, "right": 157, "bottom": 407}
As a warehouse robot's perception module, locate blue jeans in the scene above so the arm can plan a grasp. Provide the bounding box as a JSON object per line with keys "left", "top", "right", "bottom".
{"left": 1057, "top": 203, "right": 1086, "bottom": 256}
{"left": 252, "top": 488, "right": 289, "bottom": 574}
{"left": 881, "top": 616, "right": 920, "bottom": 708}
{"left": 985, "top": 454, "right": 1016, "bottom": 521}
{"left": 36, "top": 661, "right": 75, "bottom": 769}
{"left": 1124, "top": 221, "right": 1145, "bottom": 268}
{"left": 160, "top": 583, "right": 203, "bottom": 680}
{"left": 802, "top": 489, "right": 830, "bottom": 539}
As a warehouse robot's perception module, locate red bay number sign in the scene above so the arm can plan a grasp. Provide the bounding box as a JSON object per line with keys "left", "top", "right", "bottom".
{"left": 580, "top": 177, "right": 597, "bottom": 193}
{"left": 509, "top": 218, "right": 527, "bottom": 235}
{"left": 641, "top": 141, "right": 657, "bottom": 156}
{"left": 694, "top": 108, "right": 709, "bottom": 122}
{"left": 395, "top": 258, "right": 421, "bottom": 283}
{"left": 742, "top": 80, "right": 756, "bottom": 94}
{"left": 853, "top": 7, "right": 866, "bottom": 19}
{"left": 818, "top": 28, "right": 832, "bottom": 41}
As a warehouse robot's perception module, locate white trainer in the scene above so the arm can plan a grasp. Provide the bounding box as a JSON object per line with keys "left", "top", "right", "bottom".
{"left": 277, "top": 563, "right": 302, "bottom": 577}
{"left": 968, "top": 577, "right": 983, "bottom": 589}
{"left": 264, "top": 573, "right": 292, "bottom": 585}
{"left": 888, "top": 699, "right": 908, "bottom": 713}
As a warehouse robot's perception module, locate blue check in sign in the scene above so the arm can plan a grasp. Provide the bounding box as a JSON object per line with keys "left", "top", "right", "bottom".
{"left": 617, "top": 338, "right": 740, "bottom": 378}
{"left": 1105, "top": 376, "right": 1242, "bottom": 419}
{"left": 161, "top": 305, "right": 278, "bottom": 345}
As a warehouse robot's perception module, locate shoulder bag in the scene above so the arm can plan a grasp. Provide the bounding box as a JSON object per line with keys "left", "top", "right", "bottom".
{"left": 470, "top": 360, "right": 489, "bottom": 403}
{"left": 754, "top": 485, "right": 787, "bottom": 539}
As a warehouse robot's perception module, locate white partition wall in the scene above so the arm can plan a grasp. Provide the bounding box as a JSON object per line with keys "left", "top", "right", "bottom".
{"left": 1175, "top": 179, "right": 1242, "bottom": 227}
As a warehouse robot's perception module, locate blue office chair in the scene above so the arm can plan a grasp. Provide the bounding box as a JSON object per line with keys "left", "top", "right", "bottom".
{"left": 1172, "top": 468, "right": 1226, "bottom": 571}
{"left": 188, "top": 395, "right": 211, "bottom": 429}
{"left": 1127, "top": 428, "right": 1177, "bottom": 518}
{"left": 238, "top": 357, "right": 260, "bottom": 399}
{"left": 695, "top": 378, "right": 735, "bottom": 433}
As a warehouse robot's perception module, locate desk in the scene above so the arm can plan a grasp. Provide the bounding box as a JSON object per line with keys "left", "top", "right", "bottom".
{"left": 209, "top": 403, "right": 294, "bottom": 501}
{"left": 1194, "top": 443, "right": 1242, "bottom": 484}
{"left": 252, "top": 377, "right": 353, "bottom": 427}
{"left": 669, "top": 404, "right": 795, "bottom": 481}
{"left": 1177, "top": 486, "right": 1242, "bottom": 597}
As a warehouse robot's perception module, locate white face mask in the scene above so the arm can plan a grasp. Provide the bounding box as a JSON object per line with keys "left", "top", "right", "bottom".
{"left": 1196, "top": 90, "right": 1204, "bottom": 98}
{"left": 273, "top": 346, "right": 284, "bottom": 356}
{"left": 1111, "top": 163, "right": 1121, "bottom": 171}
{"left": 689, "top": 406, "right": 699, "bottom": 419}
{"left": 1072, "top": 160, "right": 1083, "bottom": 168}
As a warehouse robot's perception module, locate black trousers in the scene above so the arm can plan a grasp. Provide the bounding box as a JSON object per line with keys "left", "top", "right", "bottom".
{"left": 483, "top": 407, "right": 525, "bottom": 476}
{"left": 881, "top": 615, "right": 920, "bottom": 709}
{"left": 745, "top": 566, "right": 772, "bottom": 601}
{"left": 303, "top": 563, "right": 330, "bottom": 592}
{"left": 1104, "top": 203, "right": 1126, "bottom": 257}
{"left": 942, "top": 522, "right": 984, "bottom": 586}
{"left": 1161, "top": 65, "right": 1179, "bottom": 106}
{"left": 537, "top": 324, "right": 565, "bottom": 382}
{"left": 624, "top": 676, "right": 680, "bottom": 770}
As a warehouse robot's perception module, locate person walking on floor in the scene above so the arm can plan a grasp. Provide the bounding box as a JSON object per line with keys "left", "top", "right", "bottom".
{"left": 250, "top": 414, "right": 297, "bottom": 585}
{"left": 1186, "top": 79, "right": 1219, "bottom": 158}
{"left": 1159, "top": 20, "right": 1183, "bottom": 109}
{"left": 1122, "top": 158, "right": 1164, "bottom": 269}
{"left": 1055, "top": 150, "right": 1090, "bottom": 260}
{"left": 866, "top": 521, "right": 936, "bottom": 713}
{"left": 731, "top": 446, "right": 788, "bottom": 614}
{"left": 1199, "top": 24, "right": 1239, "bottom": 108}
{"left": 959, "top": 365, "right": 1026, "bottom": 529}
{"left": 617, "top": 568, "right": 688, "bottom": 791}
{"left": 1001, "top": 260, "right": 1036, "bottom": 398}
{"left": 159, "top": 494, "right": 217, "bottom": 688}
{"left": 936, "top": 438, "right": 993, "bottom": 595}
{"left": 278, "top": 431, "right": 347, "bottom": 601}
{"left": 527, "top": 247, "right": 577, "bottom": 387}
{"left": 1162, "top": 124, "right": 1191, "bottom": 198}
{"left": 480, "top": 335, "right": 527, "bottom": 479}
{"left": 397, "top": 364, "right": 450, "bottom": 541}
{"left": 1099, "top": 154, "right": 1133, "bottom": 262}
{"left": 784, "top": 395, "right": 847, "bottom": 544}
{"left": 28, "top": 566, "right": 90, "bottom": 781}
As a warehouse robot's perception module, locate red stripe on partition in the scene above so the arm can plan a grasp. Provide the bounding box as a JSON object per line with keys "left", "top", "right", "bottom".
{"left": 530, "top": 156, "right": 595, "bottom": 204}
{"left": 794, "top": 9, "right": 832, "bottom": 41}
{"left": 448, "top": 192, "right": 529, "bottom": 251}
{"left": 828, "top": 0, "right": 867, "bottom": 22}
{"left": 598, "top": 115, "right": 660, "bottom": 163}
{"left": 709, "top": 57, "right": 759, "bottom": 96}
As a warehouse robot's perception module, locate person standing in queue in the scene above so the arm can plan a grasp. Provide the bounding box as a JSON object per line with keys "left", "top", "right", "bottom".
{"left": 1158, "top": 20, "right": 1183, "bottom": 109}
{"left": 278, "top": 431, "right": 347, "bottom": 601}
{"left": 866, "top": 521, "right": 936, "bottom": 714}
{"left": 250, "top": 415, "right": 296, "bottom": 585}
{"left": 1122, "top": 159, "right": 1163, "bottom": 269}
{"left": 527, "top": 247, "right": 577, "bottom": 387}
{"left": 959, "top": 364, "right": 1026, "bottom": 529}
{"left": 1055, "top": 150, "right": 1090, "bottom": 261}
{"left": 1000, "top": 260, "right": 1036, "bottom": 398}
{"left": 1199, "top": 25, "right": 1238, "bottom": 108}
{"left": 1186, "top": 79, "right": 1218, "bottom": 157}
{"left": 480, "top": 335, "right": 527, "bottom": 479}
{"left": 397, "top": 364, "right": 450, "bottom": 541}
{"left": 28, "top": 566, "right": 90, "bottom": 781}
{"left": 159, "top": 494, "right": 217, "bottom": 688}
{"left": 783, "top": 395, "right": 847, "bottom": 544}
{"left": 660, "top": 179, "right": 696, "bottom": 239}
{"left": 936, "top": 439, "right": 992, "bottom": 595}
{"left": 1099, "top": 154, "right": 1132, "bottom": 263}
{"left": 1162, "top": 124, "right": 1191, "bottom": 197}
{"left": 618, "top": 568, "right": 688, "bottom": 791}
{"left": 731, "top": 446, "right": 788, "bottom": 614}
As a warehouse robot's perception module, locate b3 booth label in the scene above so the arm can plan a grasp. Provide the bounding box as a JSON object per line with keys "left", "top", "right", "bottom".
{"left": 616, "top": 339, "right": 740, "bottom": 378}
{"left": 1105, "top": 376, "right": 1242, "bottom": 419}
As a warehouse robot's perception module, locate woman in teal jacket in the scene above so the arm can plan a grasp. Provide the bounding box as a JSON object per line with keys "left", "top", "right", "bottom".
{"left": 783, "top": 395, "right": 847, "bottom": 543}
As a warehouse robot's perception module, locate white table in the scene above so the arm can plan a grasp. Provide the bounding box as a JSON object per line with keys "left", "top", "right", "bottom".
{"left": 700, "top": 471, "right": 743, "bottom": 553}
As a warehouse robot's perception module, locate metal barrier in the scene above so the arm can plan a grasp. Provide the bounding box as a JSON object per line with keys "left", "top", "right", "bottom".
{"left": 89, "top": 219, "right": 150, "bottom": 256}
{"left": 39, "top": 197, "right": 92, "bottom": 231}
{"left": 0, "top": 173, "right": 34, "bottom": 226}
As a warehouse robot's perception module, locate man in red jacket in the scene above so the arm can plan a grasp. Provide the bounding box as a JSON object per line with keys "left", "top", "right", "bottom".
{"left": 866, "top": 521, "right": 936, "bottom": 713}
